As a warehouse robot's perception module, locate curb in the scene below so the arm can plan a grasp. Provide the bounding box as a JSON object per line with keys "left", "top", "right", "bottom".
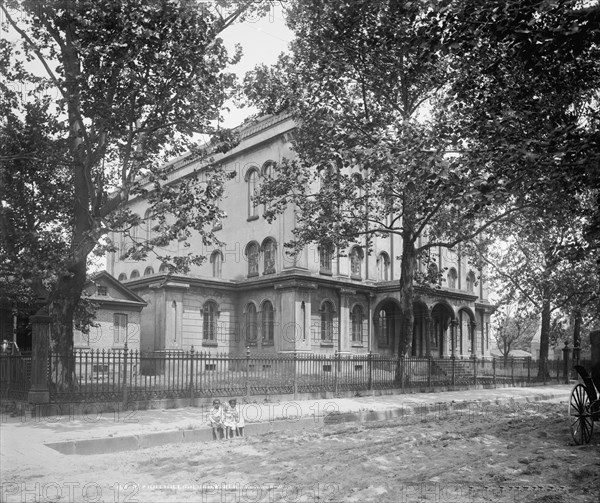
{"left": 44, "top": 391, "right": 566, "bottom": 455}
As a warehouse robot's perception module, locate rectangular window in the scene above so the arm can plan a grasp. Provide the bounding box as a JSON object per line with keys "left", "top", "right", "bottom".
{"left": 113, "top": 314, "right": 128, "bottom": 345}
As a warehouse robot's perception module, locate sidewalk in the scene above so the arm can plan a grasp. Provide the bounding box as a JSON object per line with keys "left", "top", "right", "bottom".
{"left": 0, "top": 385, "right": 572, "bottom": 464}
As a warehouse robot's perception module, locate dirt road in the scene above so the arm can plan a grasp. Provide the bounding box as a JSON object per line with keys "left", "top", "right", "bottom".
{"left": 1, "top": 400, "right": 598, "bottom": 502}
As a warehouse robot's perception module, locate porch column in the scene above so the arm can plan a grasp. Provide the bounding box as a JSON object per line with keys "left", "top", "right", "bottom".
{"left": 424, "top": 313, "right": 432, "bottom": 357}
{"left": 450, "top": 320, "right": 458, "bottom": 357}
{"left": 337, "top": 288, "right": 356, "bottom": 354}
{"left": 471, "top": 321, "right": 478, "bottom": 355}
{"left": 28, "top": 308, "right": 51, "bottom": 404}
{"left": 442, "top": 319, "right": 452, "bottom": 357}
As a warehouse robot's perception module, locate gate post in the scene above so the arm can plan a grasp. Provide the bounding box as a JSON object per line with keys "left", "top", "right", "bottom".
{"left": 245, "top": 346, "right": 250, "bottom": 398}
{"left": 368, "top": 352, "right": 373, "bottom": 392}
{"left": 122, "top": 342, "right": 129, "bottom": 408}
{"left": 189, "top": 346, "right": 195, "bottom": 406}
{"left": 293, "top": 351, "right": 298, "bottom": 400}
{"left": 28, "top": 308, "right": 51, "bottom": 404}
{"left": 562, "top": 342, "right": 571, "bottom": 384}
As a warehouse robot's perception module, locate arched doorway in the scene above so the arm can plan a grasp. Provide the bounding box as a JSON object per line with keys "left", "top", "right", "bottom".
{"left": 373, "top": 299, "right": 401, "bottom": 355}
{"left": 457, "top": 308, "right": 475, "bottom": 356}
{"left": 412, "top": 302, "right": 429, "bottom": 357}
{"left": 431, "top": 303, "right": 455, "bottom": 358}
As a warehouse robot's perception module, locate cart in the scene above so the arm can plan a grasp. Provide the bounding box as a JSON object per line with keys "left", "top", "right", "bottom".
{"left": 569, "top": 330, "right": 600, "bottom": 445}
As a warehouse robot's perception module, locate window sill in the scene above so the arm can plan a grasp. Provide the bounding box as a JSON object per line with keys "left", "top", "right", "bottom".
{"left": 247, "top": 272, "right": 259, "bottom": 278}
{"left": 247, "top": 215, "right": 259, "bottom": 222}
{"left": 351, "top": 274, "right": 362, "bottom": 281}
{"left": 263, "top": 270, "right": 275, "bottom": 275}
{"left": 202, "top": 341, "right": 218, "bottom": 347}
{"left": 320, "top": 342, "right": 334, "bottom": 347}
{"left": 319, "top": 269, "right": 332, "bottom": 276}
{"left": 262, "top": 341, "right": 274, "bottom": 347}
{"left": 351, "top": 343, "right": 364, "bottom": 347}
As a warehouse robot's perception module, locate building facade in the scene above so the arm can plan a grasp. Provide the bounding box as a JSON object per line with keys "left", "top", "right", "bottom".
{"left": 108, "top": 113, "right": 493, "bottom": 358}
{"left": 73, "top": 271, "right": 146, "bottom": 351}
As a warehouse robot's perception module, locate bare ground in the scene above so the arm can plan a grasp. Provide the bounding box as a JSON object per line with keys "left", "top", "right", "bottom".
{"left": 2, "top": 401, "right": 599, "bottom": 503}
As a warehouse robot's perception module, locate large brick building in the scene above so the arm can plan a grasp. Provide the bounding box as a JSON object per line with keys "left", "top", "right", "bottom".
{"left": 108, "top": 113, "right": 493, "bottom": 358}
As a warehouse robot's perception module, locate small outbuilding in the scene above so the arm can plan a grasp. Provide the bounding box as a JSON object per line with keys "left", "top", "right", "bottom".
{"left": 74, "top": 271, "right": 146, "bottom": 351}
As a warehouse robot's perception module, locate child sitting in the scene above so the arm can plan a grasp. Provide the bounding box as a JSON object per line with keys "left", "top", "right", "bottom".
{"left": 208, "top": 399, "right": 225, "bottom": 440}
{"left": 227, "top": 398, "right": 245, "bottom": 438}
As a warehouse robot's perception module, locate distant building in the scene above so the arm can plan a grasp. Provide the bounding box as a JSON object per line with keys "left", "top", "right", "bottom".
{"left": 108, "top": 114, "right": 493, "bottom": 358}
{"left": 73, "top": 271, "right": 146, "bottom": 351}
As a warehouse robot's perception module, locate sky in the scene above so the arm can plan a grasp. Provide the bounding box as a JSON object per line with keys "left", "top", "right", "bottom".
{"left": 218, "top": 2, "right": 294, "bottom": 127}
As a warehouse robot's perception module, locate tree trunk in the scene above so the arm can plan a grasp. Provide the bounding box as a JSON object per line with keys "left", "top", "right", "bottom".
{"left": 397, "top": 233, "right": 417, "bottom": 357}
{"left": 538, "top": 293, "right": 551, "bottom": 378}
{"left": 48, "top": 259, "right": 87, "bottom": 390}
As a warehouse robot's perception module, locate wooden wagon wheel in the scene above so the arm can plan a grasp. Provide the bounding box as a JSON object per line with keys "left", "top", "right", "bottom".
{"left": 569, "top": 383, "right": 594, "bottom": 445}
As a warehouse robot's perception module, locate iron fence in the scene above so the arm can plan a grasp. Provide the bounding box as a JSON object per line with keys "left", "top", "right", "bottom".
{"left": 2, "top": 349, "right": 575, "bottom": 404}
{"left": 0, "top": 351, "right": 32, "bottom": 401}
{"left": 2, "top": 349, "right": 585, "bottom": 405}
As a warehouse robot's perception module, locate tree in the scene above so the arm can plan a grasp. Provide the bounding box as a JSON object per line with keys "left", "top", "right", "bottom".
{"left": 491, "top": 303, "right": 538, "bottom": 365}
{"left": 482, "top": 210, "right": 599, "bottom": 375}
{"left": 0, "top": 0, "right": 266, "bottom": 387}
{"left": 245, "top": 0, "right": 539, "bottom": 359}
{"left": 245, "top": 0, "right": 600, "bottom": 365}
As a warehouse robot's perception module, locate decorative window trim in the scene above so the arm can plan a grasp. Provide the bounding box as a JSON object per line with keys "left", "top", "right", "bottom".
{"left": 349, "top": 246, "right": 364, "bottom": 280}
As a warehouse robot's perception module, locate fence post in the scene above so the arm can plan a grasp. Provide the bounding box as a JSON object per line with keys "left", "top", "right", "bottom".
{"left": 451, "top": 354, "right": 456, "bottom": 388}
{"left": 245, "top": 346, "right": 250, "bottom": 398}
{"left": 122, "top": 343, "right": 128, "bottom": 409}
{"left": 562, "top": 343, "right": 570, "bottom": 384}
{"left": 334, "top": 351, "right": 339, "bottom": 396}
{"left": 293, "top": 351, "right": 298, "bottom": 400}
{"left": 427, "top": 355, "right": 432, "bottom": 391}
{"left": 472, "top": 354, "right": 477, "bottom": 386}
{"left": 189, "top": 346, "right": 195, "bottom": 407}
{"left": 527, "top": 357, "right": 531, "bottom": 384}
{"left": 511, "top": 357, "right": 515, "bottom": 385}
{"left": 28, "top": 308, "right": 51, "bottom": 404}
{"left": 400, "top": 354, "right": 405, "bottom": 393}
{"left": 368, "top": 352, "right": 373, "bottom": 392}
{"left": 492, "top": 357, "right": 496, "bottom": 388}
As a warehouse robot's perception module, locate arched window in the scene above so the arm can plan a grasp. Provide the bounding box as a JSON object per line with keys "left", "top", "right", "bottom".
{"left": 210, "top": 250, "right": 223, "bottom": 279}
{"left": 246, "top": 168, "right": 259, "bottom": 219}
{"left": 144, "top": 266, "right": 154, "bottom": 276}
{"left": 159, "top": 263, "right": 169, "bottom": 273}
{"left": 350, "top": 246, "right": 364, "bottom": 279}
{"left": 319, "top": 242, "right": 334, "bottom": 274}
{"left": 466, "top": 271, "right": 476, "bottom": 292}
{"left": 320, "top": 301, "right": 334, "bottom": 342}
{"left": 262, "top": 238, "right": 276, "bottom": 274}
{"left": 447, "top": 268, "right": 457, "bottom": 289}
{"left": 118, "top": 273, "right": 127, "bottom": 282}
{"left": 378, "top": 252, "right": 390, "bottom": 281}
{"left": 246, "top": 303, "right": 258, "bottom": 345}
{"left": 262, "top": 301, "right": 274, "bottom": 345}
{"left": 351, "top": 305, "right": 363, "bottom": 343}
{"left": 262, "top": 160, "right": 276, "bottom": 178}
{"left": 246, "top": 242, "right": 259, "bottom": 277}
{"left": 130, "top": 269, "right": 140, "bottom": 279}
{"left": 203, "top": 301, "right": 218, "bottom": 342}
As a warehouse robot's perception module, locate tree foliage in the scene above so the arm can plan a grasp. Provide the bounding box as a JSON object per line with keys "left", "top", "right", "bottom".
{"left": 0, "top": 0, "right": 266, "bottom": 385}
{"left": 243, "top": 0, "right": 600, "bottom": 362}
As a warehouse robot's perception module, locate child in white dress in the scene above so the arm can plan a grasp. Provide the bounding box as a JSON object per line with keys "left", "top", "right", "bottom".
{"left": 227, "top": 399, "right": 245, "bottom": 437}
{"left": 208, "top": 399, "right": 224, "bottom": 440}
